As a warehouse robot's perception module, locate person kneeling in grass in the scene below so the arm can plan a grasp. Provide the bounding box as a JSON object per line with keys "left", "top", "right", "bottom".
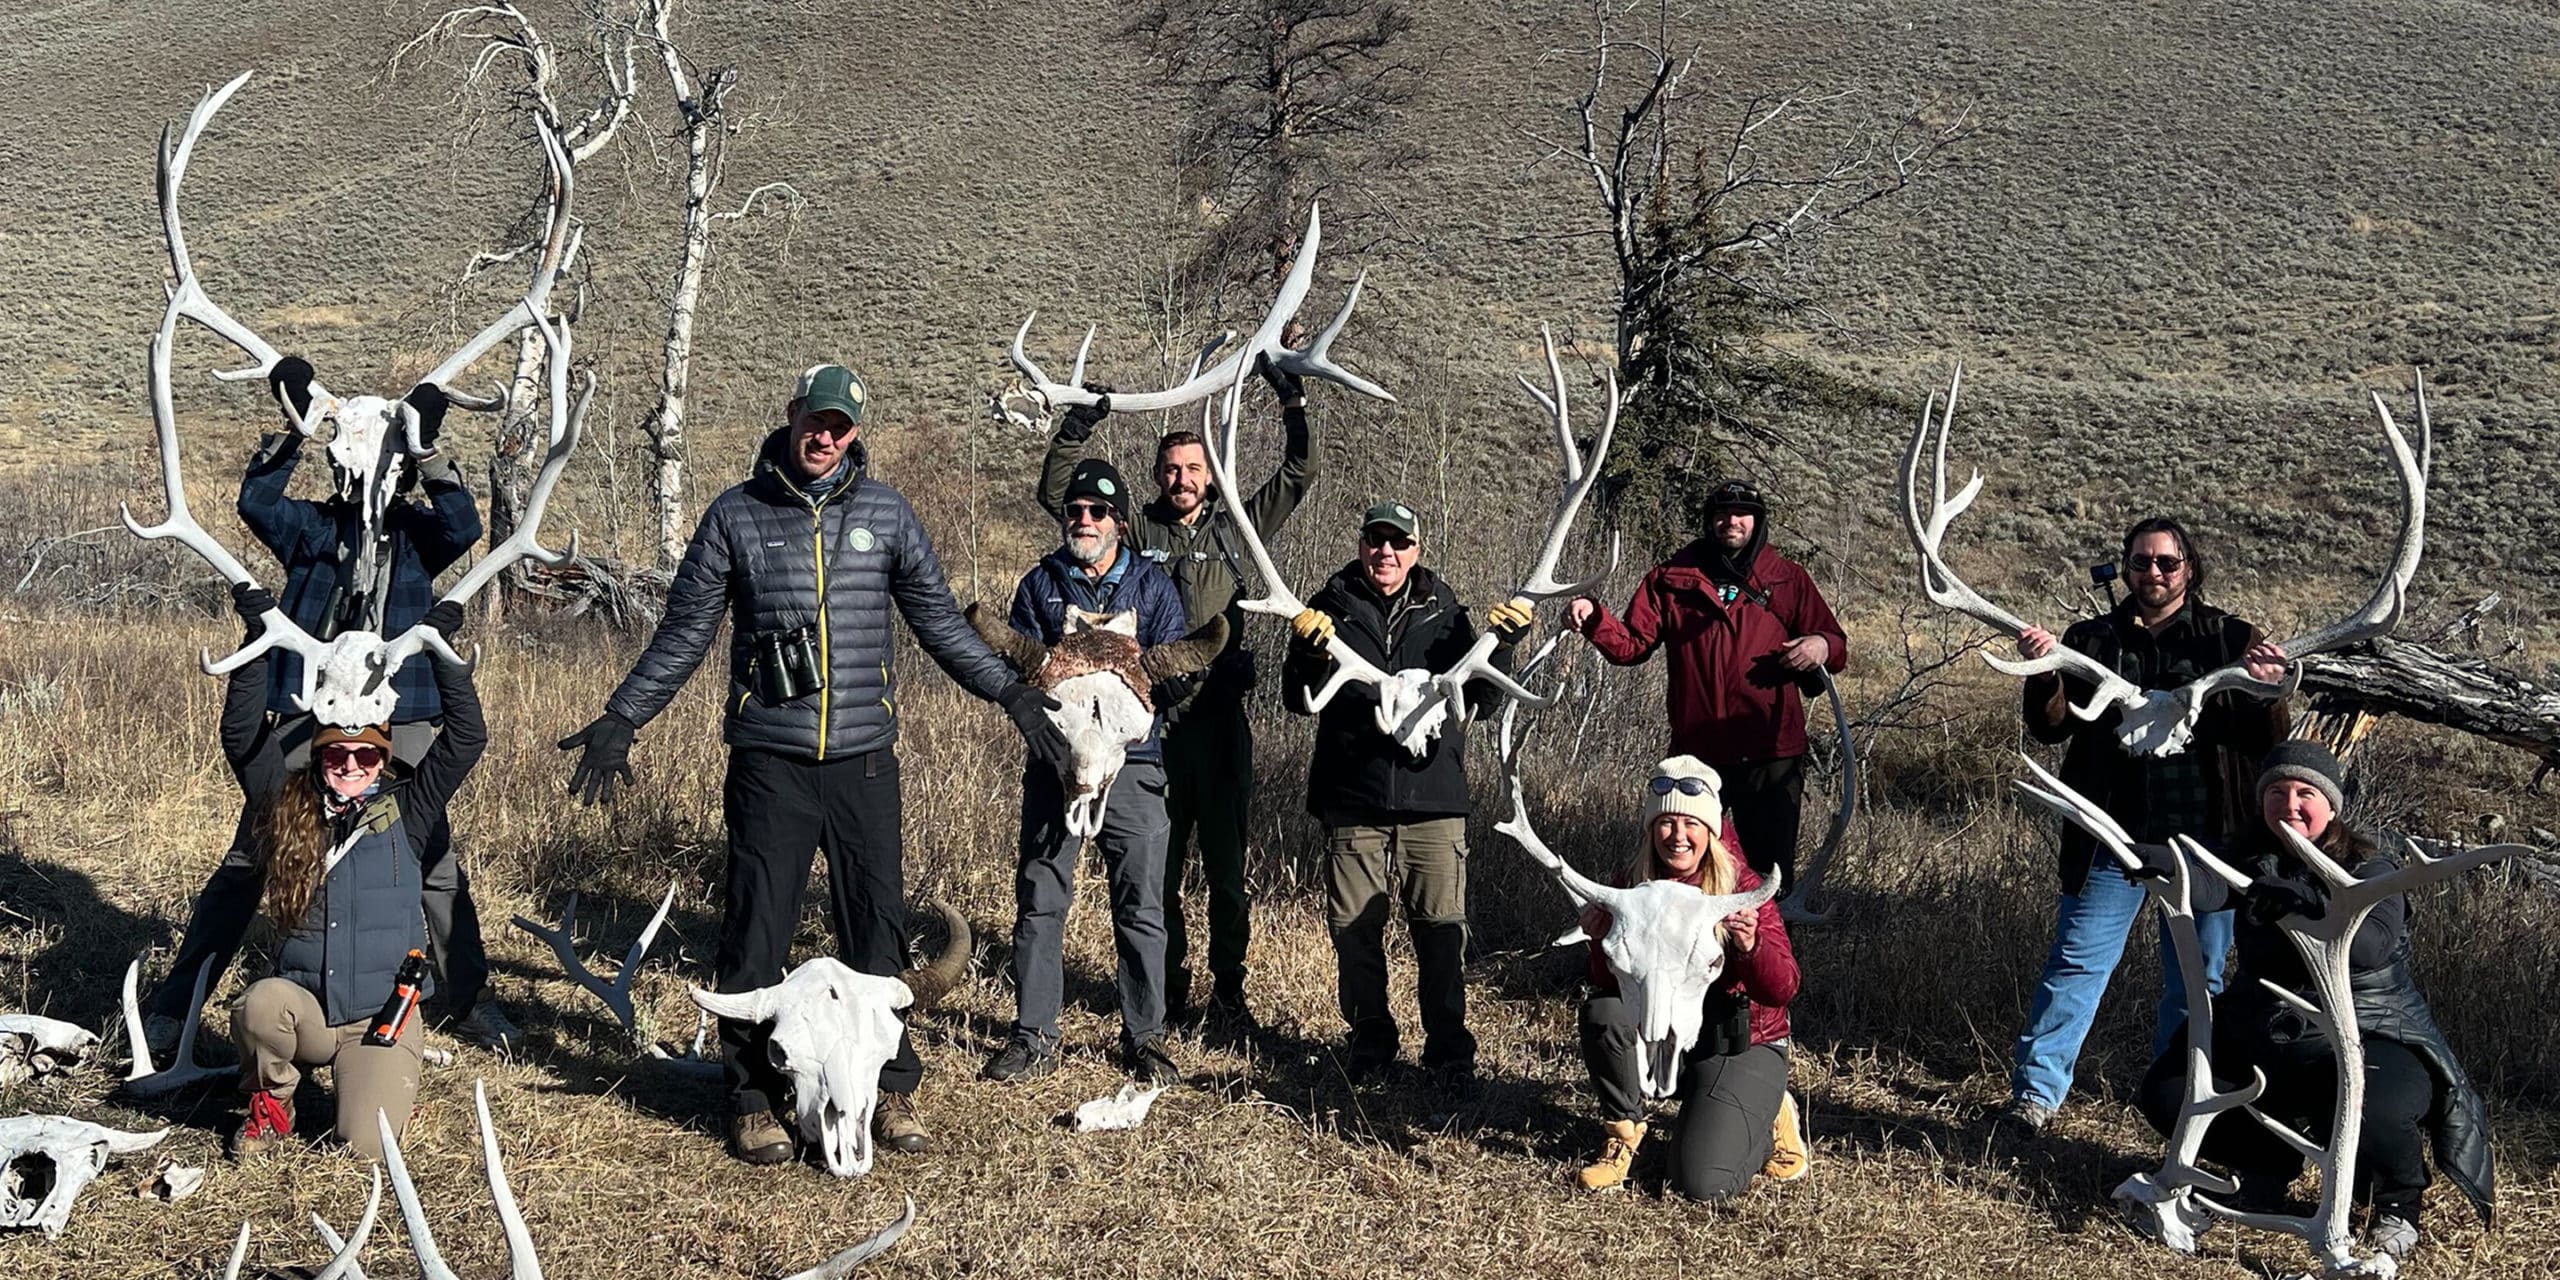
{"left": 219, "top": 585, "right": 483, "bottom": 1160}
{"left": 1574, "top": 757, "right": 1807, "bottom": 1199}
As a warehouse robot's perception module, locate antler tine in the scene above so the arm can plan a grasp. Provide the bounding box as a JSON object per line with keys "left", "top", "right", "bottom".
{"left": 305, "top": 1168, "right": 385, "bottom": 1280}
{"left": 472, "top": 1080, "right": 545, "bottom": 1280}
{"left": 1010, "top": 202, "right": 1393, "bottom": 413}
{"left": 159, "top": 70, "right": 328, "bottom": 402}
{"left": 1490, "top": 696, "right": 1620, "bottom": 907}
{"left": 2267, "top": 822, "right": 2522, "bottom": 944}
{"left": 511, "top": 882, "right": 677, "bottom": 1034}
{"left": 1780, "top": 668, "right": 1859, "bottom": 923}
{"left": 1900, "top": 365, "right": 2146, "bottom": 720}
{"left": 120, "top": 953, "right": 228, "bottom": 1095}
{"left": 782, "top": 1197, "right": 917, "bottom": 1280}
{"left": 418, "top": 114, "right": 577, "bottom": 393}
{"left": 379, "top": 1108, "right": 465, "bottom": 1280}
{"left": 2010, "top": 752, "right": 2144, "bottom": 876}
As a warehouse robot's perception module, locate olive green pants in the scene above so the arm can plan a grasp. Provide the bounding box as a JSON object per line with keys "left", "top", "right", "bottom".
{"left": 1324, "top": 817, "right": 1475, "bottom": 1067}
{"left": 234, "top": 977, "right": 423, "bottom": 1161}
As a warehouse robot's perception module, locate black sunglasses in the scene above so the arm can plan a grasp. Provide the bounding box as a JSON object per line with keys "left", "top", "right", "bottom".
{"left": 1648, "top": 775, "right": 1712, "bottom": 797}
{"left": 2127, "top": 554, "right": 2185, "bottom": 573}
{"left": 1360, "top": 529, "right": 1415, "bottom": 551}
{"left": 1064, "top": 501, "right": 1114, "bottom": 522}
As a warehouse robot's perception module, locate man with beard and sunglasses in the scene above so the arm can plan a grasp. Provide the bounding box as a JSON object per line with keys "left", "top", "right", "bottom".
{"left": 1999, "top": 516, "right": 2289, "bottom": 1132}
{"left": 1566, "top": 481, "right": 1848, "bottom": 888}
{"left": 981, "top": 458, "right": 1191, "bottom": 1087}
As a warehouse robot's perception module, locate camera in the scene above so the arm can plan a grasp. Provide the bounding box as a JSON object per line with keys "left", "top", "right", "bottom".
{"left": 2089, "top": 560, "right": 2120, "bottom": 604}
{"left": 749, "top": 622, "right": 827, "bottom": 705}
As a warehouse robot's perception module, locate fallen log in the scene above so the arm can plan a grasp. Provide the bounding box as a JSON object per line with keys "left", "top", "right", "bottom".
{"left": 2299, "top": 637, "right": 2560, "bottom": 788}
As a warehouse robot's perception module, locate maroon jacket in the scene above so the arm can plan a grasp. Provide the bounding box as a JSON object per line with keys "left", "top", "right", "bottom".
{"left": 1585, "top": 823, "right": 1798, "bottom": 1047}
{"left": 1577, "top": 541, "right": 1847, "bottom": 766}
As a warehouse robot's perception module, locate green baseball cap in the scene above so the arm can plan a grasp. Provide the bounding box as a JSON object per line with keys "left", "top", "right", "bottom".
{"left": 792, "top": 363, "right": 868, "bottom": 423}
{"left": 1361, "top": 500, "right": 1420, "bottom": 540}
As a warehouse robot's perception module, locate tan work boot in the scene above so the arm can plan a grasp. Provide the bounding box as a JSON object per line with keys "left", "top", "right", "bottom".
{"left": 873, "top": 1090, "right": 928, "bottom": 1155}
{"left": 1574, "top": 1118, "right": 1647, "bottom": 1191}
{"left": 724, "top": 1112, "right": 795, "bottom": 1166}
{"left": 1762, "top": 1090, "right": 1810, "bottom": 1182}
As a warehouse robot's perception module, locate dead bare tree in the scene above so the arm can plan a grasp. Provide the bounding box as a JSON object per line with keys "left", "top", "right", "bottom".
{"left": 1526, "top": 0, "right": 1970, "bottom": 551}
{"left": 1126, "top": 0, "right": 1423, "bottom": 318}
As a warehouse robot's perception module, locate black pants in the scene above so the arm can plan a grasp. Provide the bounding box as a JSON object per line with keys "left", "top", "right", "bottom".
{"left": 1161, "top": 699, "right": 1253, "bottom": 1006}
{"left": 151, "top": 720, "right": 488, "bottom": 1020}
{"left": 1722, "top": 756, "right": 1806, "bottom": 886}
{"left": 1581, "top": 996, "right": 1788, "bottom": 1201}
{"left": 715, "top": 747, "right": 918, "bottom": 1115}
{"left": 2138, "top": 1019, "right": 2435, "bottom": 1216}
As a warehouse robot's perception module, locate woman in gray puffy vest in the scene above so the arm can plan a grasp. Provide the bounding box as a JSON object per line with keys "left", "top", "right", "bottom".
{"left": 215, "top": 585, "right": 486, "bottom": 1161}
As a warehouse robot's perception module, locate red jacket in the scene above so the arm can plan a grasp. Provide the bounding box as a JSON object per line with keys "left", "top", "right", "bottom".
{"left": 1585, "top": 825, "right": 1798, "bottom": 1047}
{"left": 1578, "top": 542, "right": 1848, "bottom": 766}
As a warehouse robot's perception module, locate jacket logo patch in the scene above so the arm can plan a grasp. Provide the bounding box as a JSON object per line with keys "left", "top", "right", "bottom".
{"left": 764, "top": 540, "right": 786, "bottom": 548}
{"left": 848, "top": 527, "right": 877, "bottom": 552}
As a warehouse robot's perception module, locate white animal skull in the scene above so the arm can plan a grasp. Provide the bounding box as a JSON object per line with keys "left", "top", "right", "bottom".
{"left": 1567, "top": 872, "right": 1783, "bottom": 1098}
{"left": 0, "top": 1115, "right": 168, "bottom": 1237}
{"left": 687, "top": 907, "right": 970, "bottom": 1178}
{"left": 0, "top": 1015, "right": 99, "bottom": 1087}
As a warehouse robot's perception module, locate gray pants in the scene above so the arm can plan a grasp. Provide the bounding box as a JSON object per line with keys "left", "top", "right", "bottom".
{"left": 152, "top": 720, "right": 488, "bottom": 1020}
{"left": 1009, "top": 761, "right": 1170, "bottom": 1051}
{"left": 1581, "top": 995, "right": 1788, "bottom": 1201}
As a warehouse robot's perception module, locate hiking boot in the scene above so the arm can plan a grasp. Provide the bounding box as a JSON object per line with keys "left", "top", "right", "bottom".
{"left": 724, "top": 1112, "right": 795, "bottom": 1166}
{"left": 1205, "top": 980, "right": 1258, "bottom": 1034}
{"left": 452, "top": 1003, "right": 523, "bottom": 1053}
{"left": 1575, "top": 1118, "right": 1647, "bottom": 1191}
{"left": 872, "top": 1091, "right": 928, "bottom": 1155}
{"left": 1343, "top": 1027, "right": 1399, "bottom": 1083}
{"left": 981, "top": 1037, "right": 1059, "bottom": 1083}
{"left": 1125, "top": 1036, "right": 1182, "bottom": 1087}
{"left": 143, "top": 1013, "right": 186, "bottom": 1063}
{"left": 1997, "top": 1097, "right": 2055, "bottom": 1134}
{"left": 1763, "top": 1090, "right": 1810, "bottom": 1182}
{"left": 230, "top": 1092, "right": 295, "bottom": 1160}
{"left": 2370, "top": 1211, "right": 2420, "bottom": 1260}
{"left": 1425, "top": 1056, "right": 1480, "bottom": 1105}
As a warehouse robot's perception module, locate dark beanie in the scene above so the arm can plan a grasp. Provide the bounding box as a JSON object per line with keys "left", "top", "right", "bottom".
{"left": 1705, "top": 479, "right": 1768, "bottom": 517}
{"left": 2256, "top": 739, "right": 2348, "bottom": 817}
{"left": 1061, "top": 459, "right": 1130, "bottom": 517}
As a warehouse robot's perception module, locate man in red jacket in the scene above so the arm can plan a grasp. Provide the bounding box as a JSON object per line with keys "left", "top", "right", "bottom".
{"left": 1567, "top": 481, "right": 1848, "bottom": 886}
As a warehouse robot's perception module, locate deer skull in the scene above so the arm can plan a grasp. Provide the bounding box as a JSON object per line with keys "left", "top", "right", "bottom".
{"left": 688, "top": 907, "right": 971, "bottom": 1178}
{"left": 0, "top": 1016, "right": 99, "bottom": 1087}
{"left": 969, "top": 605, "right": 1226, "bottom": 839}
{"left": 0, "top": 1115, "right": 168, "bottom": 1237}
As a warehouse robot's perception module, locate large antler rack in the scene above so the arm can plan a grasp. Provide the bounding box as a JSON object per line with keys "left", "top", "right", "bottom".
{"left": 1777, "top": 667, "right": 1861, "bottom": 923}
{"left": 158, "top": 73, "right": 330, "bottom": 414}
{"left": 1901, "top": 364, "right": 2149, "bottom": 720}
{"left": 1008, "top": 202, "right": 1393, "bottom": 415}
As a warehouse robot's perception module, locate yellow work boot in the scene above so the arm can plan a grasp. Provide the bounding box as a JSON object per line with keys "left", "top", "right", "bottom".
{"left": 1574, "top": 1118, "right": 1646, "bottom": 1191}
{"left": 1762, "top": 1090, "right": 1810, "bottom": 1182}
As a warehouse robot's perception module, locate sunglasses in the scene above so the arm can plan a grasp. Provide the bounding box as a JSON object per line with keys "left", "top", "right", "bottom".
{"left": 1360, "top": 530, "right": 1415, "bottom": 551}
{"left": 1649, "top": 775, "right": 1712, "bottom": 797}
{"left": 2127, "top": 554, "right": 2186, "bottom": 573}
{"left": 1064, "top": 501, "right": 1114, "bottom": 522}
{"left": 321, "top": 744, "right": 385, "bottom": 770}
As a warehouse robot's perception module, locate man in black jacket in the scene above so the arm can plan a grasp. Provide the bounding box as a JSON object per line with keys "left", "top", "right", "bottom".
{"left": 558, "top": 363, "right": 1071, "bottom": 1166}
{"left": 1282, "top": 501, "right": 1532, "bottom": 1084}
{"left": 1038, "top": 355, "right": 1313, "bottom": 1025}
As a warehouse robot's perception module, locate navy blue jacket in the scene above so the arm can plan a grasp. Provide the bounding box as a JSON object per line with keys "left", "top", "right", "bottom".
{"left": 238, "top": 434, "right": 482, "bottom": 723}
{"left": 1005, "top": 545, "right": 1188, "bottom": 763}
{"left": 224, "top": 646, "right": 486, "bottom": 1025}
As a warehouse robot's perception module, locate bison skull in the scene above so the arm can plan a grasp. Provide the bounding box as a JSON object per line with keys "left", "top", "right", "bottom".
{"left": 969, "top": 603, "right": 1226, "bottom": 838}
{"left": 1, "top": 1115, "right": 168, "bottom": 1237}
{"left": 1568, "top": 871, "right": 1782, "bottom": 1099}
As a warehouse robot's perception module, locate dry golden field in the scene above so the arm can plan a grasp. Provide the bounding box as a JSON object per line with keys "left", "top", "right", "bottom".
{"left": 6, "top": 1, "right": 2560, "bottom": 1277}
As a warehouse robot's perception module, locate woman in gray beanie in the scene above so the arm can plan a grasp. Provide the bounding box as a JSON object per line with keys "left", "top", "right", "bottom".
{"left": 2133, "top": 740, "right": 2494, "bottom": 1261}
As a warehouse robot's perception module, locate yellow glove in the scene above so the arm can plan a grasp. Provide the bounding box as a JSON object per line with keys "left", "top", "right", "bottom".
{"left": 1291, "top": 607, "right": 1335, "bottom": 648}
{"left": 1487, "top": 596, "right": 1536, "bottom": 643}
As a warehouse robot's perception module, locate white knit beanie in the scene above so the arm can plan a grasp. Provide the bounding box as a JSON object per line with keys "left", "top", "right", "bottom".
{"left": 1644, "top": 755, "right": 1724, "bottom": 831}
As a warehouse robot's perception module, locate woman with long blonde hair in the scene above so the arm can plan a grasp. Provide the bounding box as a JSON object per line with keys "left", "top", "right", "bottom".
{"left": 1572, "top": 756, "right": 1803, "bottom": 1199}
{"left": 216, "top": 585, "right": 485, "bottom": 1161}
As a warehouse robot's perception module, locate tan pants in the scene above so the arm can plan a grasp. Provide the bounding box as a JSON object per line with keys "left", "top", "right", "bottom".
{"left": 233, "top": 978, "right": 422, "bottom": 1160}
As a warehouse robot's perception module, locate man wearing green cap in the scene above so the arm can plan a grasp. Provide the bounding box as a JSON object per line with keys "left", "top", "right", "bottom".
{"left": 1037, "top": 355, "right": 1316, "bottom": 1028}
{"left": 560, "top": 362, "right": 1073, "bottom": 1166}
{"left": 1282, "top": 500, "right": 1534, "bottom": 1086}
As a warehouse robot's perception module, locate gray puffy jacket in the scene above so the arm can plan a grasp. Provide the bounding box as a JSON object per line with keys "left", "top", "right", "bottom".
{"left": 606, "top": 431, "right": 1017, "bottom": 759}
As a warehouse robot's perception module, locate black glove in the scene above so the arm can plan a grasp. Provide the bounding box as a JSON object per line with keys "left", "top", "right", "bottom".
{"left": 2244, "top": 874, "right": 2327, "bottom": 928}
{"left": 1151, "top": 673, "right": 1197, "bottom": 710}
{"left": 422, "top": 600, "right": 466, "bottom": 639}
{"left": 231, "top": 582, "right": 277, "bottom": 623}
{"left": 558, "top": 712, "right": 639, "bottom": 807}
{"left": 267, "top": 355, "right": 316, "bottom": 420}
{"left": 2125, "top": 842, "right": 2178, "bottom": 883}
{"left": 1256, "top": 352, "right": 1303, "bottom": 404}
{"left": 1000, "top": 681, "right": 1072, "bottom": 773}
{"left": 1058, "top": 382, "right": 1113, "bottom": 441}
{"left": 403, "top": 382, "right": 451, "bottom": 451}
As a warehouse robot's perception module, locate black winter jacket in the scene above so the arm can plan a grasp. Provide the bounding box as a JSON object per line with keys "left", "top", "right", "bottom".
{"left": 225, "top": 650, "right": 486, "bottom": 1026}
{"left": 1284, "top": 563, "right": 1512, "bottom": 825}
{"left": 2192, "top": 835, "right": 2496, "bottom": 1223}
{"left": 606, "top": 432, "right": 1017, "bottom": 760}
{"left": 2024, "top": 599, "right": 2287, "bottom": 894}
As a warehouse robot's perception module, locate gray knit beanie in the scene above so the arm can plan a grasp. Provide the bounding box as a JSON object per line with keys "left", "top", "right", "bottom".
{"left": 2256, "top": 739, "right": 2348, "bottom": 817}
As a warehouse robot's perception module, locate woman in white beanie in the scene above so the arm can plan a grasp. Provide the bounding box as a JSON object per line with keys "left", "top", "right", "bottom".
{"left": 1572, "top": 755, "right": 1804, "bottom": 1198}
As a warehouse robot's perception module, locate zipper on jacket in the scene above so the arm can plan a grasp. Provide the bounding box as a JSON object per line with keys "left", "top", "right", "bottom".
{"left": 812, "top": 502, "right": 831, "bottom": 760}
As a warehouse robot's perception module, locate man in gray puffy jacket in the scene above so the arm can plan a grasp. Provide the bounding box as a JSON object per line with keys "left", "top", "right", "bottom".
{"left": 558, "top": 363, "right": 1071, "bottom": 1167}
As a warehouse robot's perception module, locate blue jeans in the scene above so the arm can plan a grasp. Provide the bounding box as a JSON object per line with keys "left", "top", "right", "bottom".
{"left": 2009, "top": 860, "right": 2233, "bottom": 1110}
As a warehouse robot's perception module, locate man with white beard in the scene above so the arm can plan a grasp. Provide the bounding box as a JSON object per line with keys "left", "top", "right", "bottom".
{"left": 985, "top": 458, "right": 1191, "bottom": 1086}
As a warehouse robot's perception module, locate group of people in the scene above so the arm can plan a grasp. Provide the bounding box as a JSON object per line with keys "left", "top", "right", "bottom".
{"left": 152, "top": 352, "right": 2492, "bottom": 1257}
